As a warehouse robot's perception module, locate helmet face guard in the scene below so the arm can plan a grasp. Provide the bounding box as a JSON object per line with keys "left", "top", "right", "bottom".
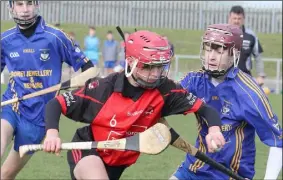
{"left": 125, "top": 57, "right": 171, "bottom": 89}
{"left": 8, "top": 1, "right": 39, "bottom": 27}
{"left": 200, "top": 24, "right": 243, "bottom": 78}
{"left": 124, "top": 30, "right": 173, "bottom": 89}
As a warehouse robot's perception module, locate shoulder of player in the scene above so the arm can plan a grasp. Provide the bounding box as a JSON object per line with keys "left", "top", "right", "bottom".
{"left": 235, "top": 71, "right": 275, "bottom": 118}
{"left": 1, "top": 26, "right": 17, "bottom": 41}
{"left": 157, "top": 78, "right": 185, "bottom": 95}
{"left": 85, "top": 73, "right": 118, "bottom": 92}
{"left": 234, "top": 71, "right": 268, "bottom": 103}
{"left": 178, "top": 69, "right": 205, "bottom": 83}
{"left": 44, "top": 23, "right": 73, "bottom": 43}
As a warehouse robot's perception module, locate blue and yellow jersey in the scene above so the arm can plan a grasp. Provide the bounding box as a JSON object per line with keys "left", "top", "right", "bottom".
{"left": 179, "top": 68, "right": 282, "bottom": 179}
{"left": 1, "top": 16, "right": 88, "bottom": 126}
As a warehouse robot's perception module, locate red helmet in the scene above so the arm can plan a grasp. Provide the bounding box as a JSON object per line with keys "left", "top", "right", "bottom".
{"left": 124, "top": 30, "right": 173, "bottom": 89}
{"left": 200, "top": 24, "right": 243, "bottom": 77}
{"left": 125, "top": 30, "right": 173, "bottom": 65}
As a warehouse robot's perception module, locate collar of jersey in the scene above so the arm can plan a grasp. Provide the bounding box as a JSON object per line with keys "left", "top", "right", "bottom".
{"left": 204, "top": 67, "right": 239, "bottom": 80}
{"left": 16, "top": 16, "right": 45, "bottom": 34}
{"left": 113, "top": 72, "right": 145, "bottom": 101}
{"left": 114, "top": 72, "right": 125, "bottom": 92}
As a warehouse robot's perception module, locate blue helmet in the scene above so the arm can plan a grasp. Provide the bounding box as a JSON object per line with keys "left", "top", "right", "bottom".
{"left": 8, "top": 1, "right": 39, "bottom": 27}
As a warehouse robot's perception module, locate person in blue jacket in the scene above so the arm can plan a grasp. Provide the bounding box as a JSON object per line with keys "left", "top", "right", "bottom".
{"left": 84, "top": 26, "right": 100, "bottom": 66}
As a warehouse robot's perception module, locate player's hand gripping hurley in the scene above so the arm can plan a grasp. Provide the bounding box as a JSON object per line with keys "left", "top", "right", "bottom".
{"left": 19, "top": 123, "right": 171, "bottom": 157}
{"left": 1, "top": 67, "right": 100, "bottom": 107}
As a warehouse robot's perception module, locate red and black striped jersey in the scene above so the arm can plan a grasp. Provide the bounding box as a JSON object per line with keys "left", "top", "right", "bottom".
{"left": 56, "top": 72, "right": 203, "bottom": 166}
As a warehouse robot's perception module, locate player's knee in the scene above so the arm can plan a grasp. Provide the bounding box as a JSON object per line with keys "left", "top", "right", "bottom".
{"left": 1, "top": 119, "right": 14, "bottom": 157}
{"left": 1, "top": 165, "right": 18, "bottom": 179}
{"left": 74, "top": 155, "right": 108, "bottom": 179}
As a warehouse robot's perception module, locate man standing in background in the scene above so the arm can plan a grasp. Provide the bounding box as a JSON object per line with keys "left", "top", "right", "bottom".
{"left": 102, "top": 30, "right": 120, "bottom": 76}
{"left": 84, "top": 26, "right": 100, "bottom": 66}
{"left": 228, "top": 5, "right": 265, "bottom": 86}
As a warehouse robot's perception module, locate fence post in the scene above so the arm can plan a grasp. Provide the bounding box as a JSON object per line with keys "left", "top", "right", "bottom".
{"left": 128, "top": 2, "right": 133, "bottom": 27}
{"left": 198, "top": 2, "right": 203, "bottom": 30}
{"left": 275, "top": 59, "right": 281, "bottom": 94}
{"left": 271, "top": 8, "right": 275, "bottom": 33}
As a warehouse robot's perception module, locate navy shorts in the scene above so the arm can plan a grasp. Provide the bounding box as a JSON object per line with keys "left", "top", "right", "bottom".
{"left": 1, "top": 105, "right": 45, "bottom": 154}
{"left": 104, "top": 61, "right": 116, "bottom": 68}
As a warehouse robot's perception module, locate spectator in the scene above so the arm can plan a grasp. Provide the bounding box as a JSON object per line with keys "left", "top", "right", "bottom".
{"left": 102, "top": 30, "right": 120, "bottom": 76}
{"left": 68, "top": 31, "right": 80, "bottom": 46}
{"left": 84, "top": 26, "right": 100, "bottom": 66}
{"left": 228, "top": 5, "right": 265, "bottom": 86}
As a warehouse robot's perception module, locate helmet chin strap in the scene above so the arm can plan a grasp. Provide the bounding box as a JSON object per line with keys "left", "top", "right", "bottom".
{"left": 125, "top": 58, "right": 166, "bottom": 89}
{"left": 131, "top": 73, "right": 161, "bottom": 89}
{"left": 16, "top": 16, "right": 37, "bottom": 29}
{"left": 203, "top": 65, "right": 233, "bottom": 78}
{"left": 125, "top": 58, "right": 138, "bottom": 77}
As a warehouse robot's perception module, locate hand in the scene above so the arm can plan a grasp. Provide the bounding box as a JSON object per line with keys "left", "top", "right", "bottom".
{"left": 256, "top": 76, "right": 264, "bottom": 86}
{"left": 43, "top": 129, "right": 61, "bottom": 156}
{"left": 206, "top": 126, "right": 225, "bottom": 153}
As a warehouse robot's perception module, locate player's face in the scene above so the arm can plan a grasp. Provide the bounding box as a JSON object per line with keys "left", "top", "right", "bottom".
{"left": 203, "top": 43, "right": 233, "bottom": 72}
{"left": 130, "top": 59, "right": 169, "bottom": 85}
{"left": 228, "top": 12, "right": 245, "bottom": 27}
{"left": 12, "top": 1, "right": 36, "bottom": 20}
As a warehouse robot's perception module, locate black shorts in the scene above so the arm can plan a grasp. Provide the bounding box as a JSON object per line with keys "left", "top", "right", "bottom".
{"left": 67, "top": 126, "right": 127, "bottom": 180}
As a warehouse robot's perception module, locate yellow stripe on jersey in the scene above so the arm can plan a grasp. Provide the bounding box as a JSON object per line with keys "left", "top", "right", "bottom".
{"left": 1, "top": 27, "right": 16, "bottom": 40}
{"left": 238, "top": 72, "right": 273, "bottom": 119}
{"left": 177, "top": 69, "right": 204, "bottom": 84}
{"left": 229, "top": 121, "right": 246, "bottom": 179}
{"left": 9, "top": 78, "right": 20, "bottom": 114}
{"left": 45, "top": 24, "right": 74, "bottom": 46}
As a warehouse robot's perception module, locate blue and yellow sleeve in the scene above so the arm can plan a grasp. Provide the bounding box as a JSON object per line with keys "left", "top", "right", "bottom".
{"left": 56, "top": 30, "right": 89, "bottom": 72}
{"left": 237, "top": 71, "right": 282, "bottom": 147}
{"left": 179, "top": 72, "right": 194, "bottom": 92}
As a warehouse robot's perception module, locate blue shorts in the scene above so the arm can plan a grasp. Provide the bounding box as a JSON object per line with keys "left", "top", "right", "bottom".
{"left": 119, "top": 60, "right": 126, "bottom": 68}
{"left": 104, "top": 61, "right": 116, "bottom": 68}
{"left": 1, "top": 106, "right": 45, "bottom": 154}
{"left": 172, "top": 161, "right": 200, "bottom": 180}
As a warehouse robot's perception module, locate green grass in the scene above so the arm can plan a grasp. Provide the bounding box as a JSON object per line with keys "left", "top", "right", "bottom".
{"left": 1, "top": 21, "right": 282, "bottom": 79}
{"left": 1, "top": 83, "right": 282, "bottom": 179}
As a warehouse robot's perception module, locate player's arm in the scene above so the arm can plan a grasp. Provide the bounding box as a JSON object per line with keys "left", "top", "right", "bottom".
{"left": 45, "top": 88, "right": 87, "bottom": 131}
{"left": 57, "top": 32, "right": 94, "bottom": 72}
{"left": 159, "top": 73, "right": 197, "bottom": 147}
{"left": 45, "top": 77, "right": 101, "bottom": 130}
{"left": 244, "top": 90, "right": 282, "bottom": 179}
{"left": 160, "top": 80, "right": 224, "bottom": 152}
{"left": 43, "top": 87, "right": 87, "bottom": 154}
{"left": 161, "top": 81, "right": 221, "bottom": 128}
